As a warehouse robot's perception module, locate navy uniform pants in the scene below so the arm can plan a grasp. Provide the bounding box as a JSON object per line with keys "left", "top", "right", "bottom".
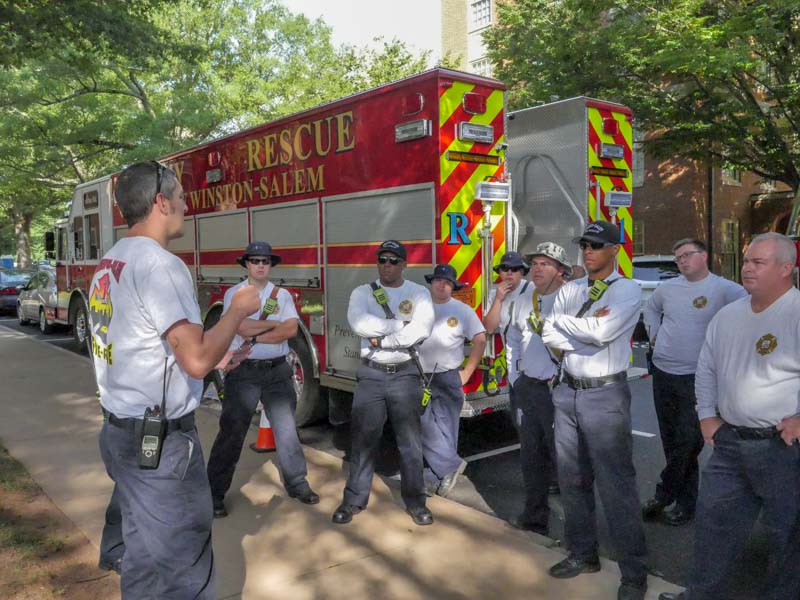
{"left": 421, "top": 368, "right": 464, "bottom": 486}
{"left": 99, "top": 484, "right": 124, "bottom": 568}
{"left": 343, "top": 364, "right": 426, "bottom": 509}
{"left": 99, "top": 420, "right": 216, "bottom": 600}
{"left": 651, "top": 366, "right": 704, "bottom": 512}
{"left": 511, "top": 373, "right": 556, "bottom": 531}
{"left": 685, "top": 425, "right": 800, "bottom": 600}
{"left": 553, "top": 380, "right": 648, "bottom": 585}
{"left": 207, "top": 360, "right": 311, "bottom": 501}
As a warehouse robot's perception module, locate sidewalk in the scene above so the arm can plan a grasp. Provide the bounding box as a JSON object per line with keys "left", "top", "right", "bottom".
{"left": 0, "top": 325, "right": 681, "bottom": 600}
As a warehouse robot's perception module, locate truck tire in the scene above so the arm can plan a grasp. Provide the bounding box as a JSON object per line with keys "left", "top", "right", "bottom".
{"left": 39, "top": 308, "right": 53, "bottom": 334}
{"left": 70, "top": 298, "right": 90, "bottom": 354}
{"left": 288, "top": 335, "right": 325, "bottom": 427}
{"left": 202, "top": 306, "right": 225, "bottom": 402}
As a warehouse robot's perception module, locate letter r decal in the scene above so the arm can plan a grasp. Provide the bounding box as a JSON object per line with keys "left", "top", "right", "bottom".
{"left": 447, "top": 212, "right": 470, "bottom": 245}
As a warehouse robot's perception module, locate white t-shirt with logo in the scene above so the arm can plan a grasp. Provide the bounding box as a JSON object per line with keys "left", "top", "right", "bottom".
{"left": 645, "top": 273, "right": 747, "bottom": 375}
{"left": 88, "top": 236, "right": 203, "bottom": 419}
{"left": 487, "top": 281, "right": 532, "bottom": 384}
{"left": 223, "top": 280, "right": 298, "bottom": 359}
{"left": 418, "top": 298, "right": 485, "bottom": 372}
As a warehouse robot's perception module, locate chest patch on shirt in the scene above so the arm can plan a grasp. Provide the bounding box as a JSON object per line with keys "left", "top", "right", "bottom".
{"left": 755, "top": 333, "right": 777, "bottom": 356}
{"left": 398, "top": 300, "right": 413, "bottom": 315}
{"left": 692, "top": 295, "right": 708, "bottom": 309}
{"left": 447, "top": 316, "right": 459, "bottom": 328}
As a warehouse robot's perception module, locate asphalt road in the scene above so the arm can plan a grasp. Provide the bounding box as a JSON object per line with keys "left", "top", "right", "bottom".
{"left": 1, "top": 315, "right": 770, "bottom": 598}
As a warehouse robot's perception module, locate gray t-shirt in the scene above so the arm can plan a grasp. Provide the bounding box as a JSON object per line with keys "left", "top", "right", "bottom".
{"left": 89, "top": 236, "right": 203, "bottom": 419}
{"left": 644, "top": 273, "right": 746, "bottom": 375}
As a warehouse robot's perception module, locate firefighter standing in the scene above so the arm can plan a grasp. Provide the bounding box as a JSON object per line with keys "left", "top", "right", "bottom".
{"left": 541, "top": 221, "right": 648, "bottom": 600}
{"left": 641, "top": 238, "right": 746, "bottom": 526}
{"left": 206, "top": 241, "right": 319, "bottom": 518}
{"left": 504, "top": 243, "right": 570, "bottom": 536}
{"left": 333, "top": 240, "right": 434, "bottom": 526}
{"left": 417, "top": 264, "right": 486, "bottom": 497}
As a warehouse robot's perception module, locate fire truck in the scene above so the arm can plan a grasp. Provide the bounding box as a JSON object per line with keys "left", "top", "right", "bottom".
{"left": 48, "top": 68, "right": 636, "bottom": 425}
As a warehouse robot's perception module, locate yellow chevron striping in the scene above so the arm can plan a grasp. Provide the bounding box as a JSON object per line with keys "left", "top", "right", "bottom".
{"left": 439, "top": 81, "right": 475, "bottom": 128}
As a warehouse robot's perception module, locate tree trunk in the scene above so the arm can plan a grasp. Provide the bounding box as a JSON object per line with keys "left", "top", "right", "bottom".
{"left": 9, "top": 207, "right": 33, "bottom": 268}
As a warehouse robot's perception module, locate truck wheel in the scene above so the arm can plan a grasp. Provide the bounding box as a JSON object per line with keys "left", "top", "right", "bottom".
{"left": 70, "top": 299, "right": 90, "bottom": 354}
{"left": 17, "top": 303, "right": 30, "bottom": 326}
{"left": 288, "top": 335, "right": 325, "bottom": 427}
{"left": 39, "top": 308, "right": 53, "bottom": 334}
{"left": 202, "top": 307, "right": 224, "bottom": 402}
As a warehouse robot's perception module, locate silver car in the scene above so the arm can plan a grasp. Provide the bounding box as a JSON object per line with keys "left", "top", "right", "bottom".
{"left": 17, "top": 268, "right": 58, "bottom": 333}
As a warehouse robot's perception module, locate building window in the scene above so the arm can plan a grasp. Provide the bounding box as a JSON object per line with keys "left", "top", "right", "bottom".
{"left": 720, "top": 218, "right": 740, "bottom": 281}
{"left": 632, "top": 220, "right": 645, "bottom": 255}
{"left": 721, "top": 167, "right": 742, "bottom": 186}
{"left": 632, "top": 127, "right": 644, "bottom": 188}
{"left": 470, "top": 57, "right": 492, "bottom": 77}
{"left": 471, "top": 0, "right": 492, "bottom": 28}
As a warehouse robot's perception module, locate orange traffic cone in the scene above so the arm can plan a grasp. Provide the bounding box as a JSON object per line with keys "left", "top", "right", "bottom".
{"left": 250, "top": 410, "right": 276, "bottom": 453}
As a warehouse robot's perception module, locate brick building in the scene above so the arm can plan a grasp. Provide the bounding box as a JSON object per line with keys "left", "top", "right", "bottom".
{"left": 441, "top": 0, "right": 795, "bottom": 281}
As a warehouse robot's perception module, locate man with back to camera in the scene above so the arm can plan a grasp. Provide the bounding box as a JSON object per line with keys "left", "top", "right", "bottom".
{"left": 541, "top": 220, "right": 648, "bottom": 600}
{"left": 503, "top": 242, "right": 570, "bottom": 536}
{"left": 88, "top": 161, "right": 260, "bottom": 598}
{"left": 659, "top": 232, "right": 800, "bottom": 600}
{"left": 641, "top": 238, "right": 746, "bottom": 526}
{"left": 206, "top": 241, "right": 319, "bottom": 518}
{"left": 332, "top": 240, "right": 435, "bottom": 526}
{"left": 417, "top": 263, "right": 486, "bottom": 497}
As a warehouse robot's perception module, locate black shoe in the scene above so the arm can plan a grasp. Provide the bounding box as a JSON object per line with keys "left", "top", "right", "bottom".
{"left": 641, "top": 497, "right": 668, "bottom": 520}
{"left": 548, "top": 483, "right": 561, "bottom": 495}
{"left": 98, "top": 557, "right": 123, "bottom": 574}
{"left": 661, "top": 505, "right": 693, "bottom": 526}
{"left": 658, "top": 593, "right": 685, "bottom": 600}
{"left": 548, "top": 556, "right": 601, "bottom": 579}
{"left": 507, "top": 515, "right": 548, "bottom": 536}
{"left": 406, "top": 505, "right": 433, "bottom": 526}
{"left": 437, "top": 459, "right": 467, "bottom": 498}
{"left": 213, "top": 499, "right": 228, "bottom": 519}
{"left": 618, "top": 581, "right": 647, "bottom": 600}
{"left": 289, "top": 488, "right": 320, "bottom": 505}
{"left": 332, "top": 503, "right": 362, "bottom": 524}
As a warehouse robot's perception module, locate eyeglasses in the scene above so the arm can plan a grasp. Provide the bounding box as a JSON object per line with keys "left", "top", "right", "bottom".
{"left": 579, "top": 241, "right": 611, "bottom": 251}
{"left": 151, "top": 161, "right": 166, "bottom": 198}
{"left": 378, "top": 256, "right": 402, "bottom": 265}
{"left": 499, "top": 266, "right": 523, "bottom": 272}
{"left": 674, "top": 250, "right": 703, "bottom": 263}
{"left": 247, "top": 258, "right": 271, "bottom": 265}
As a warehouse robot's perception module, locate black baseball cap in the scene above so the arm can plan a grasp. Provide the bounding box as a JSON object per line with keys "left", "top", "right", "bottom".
{"left": 572, "top": 221, "right": 621, "bottom": 246}
{"left": 376, "top": 240, "right": 407, "bottom": 260}
{"left": 237, "top": 241, "right": 281, "bottom": 267}
{"left": 424, "top": 264, "right": 465, "bottom": 290}
{"left": 492, "top": 251, "right": 530, "bottom": 274}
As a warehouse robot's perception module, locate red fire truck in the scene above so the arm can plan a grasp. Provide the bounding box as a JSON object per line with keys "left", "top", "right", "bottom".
{"left": 49, "top": 68, "right": 637, "bottom": 425}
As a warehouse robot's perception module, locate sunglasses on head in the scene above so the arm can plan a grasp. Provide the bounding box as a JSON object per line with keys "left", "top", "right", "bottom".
{"left": 579, "top": 240, "right": 611, "bottom": 251}
{"left": 378, "top": 255, "right": 402, "bottom": 265}
{"left": 247, "top": 257, "right": 271, "bottom": 265}
{"left": 151, "top": 161, "right": 166, "bottom": 198}
{"left": 499, "top": 265, "right": 523, "bottom": 273}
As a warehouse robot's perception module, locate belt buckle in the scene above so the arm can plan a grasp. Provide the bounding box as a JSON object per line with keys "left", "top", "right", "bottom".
{"left": 386, "top": 364, "right": 398, "bottom": 374}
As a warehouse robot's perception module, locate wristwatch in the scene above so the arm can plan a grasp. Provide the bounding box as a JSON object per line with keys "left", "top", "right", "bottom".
{"left": 250, "top": 335, "right": 258, "bottom": 345}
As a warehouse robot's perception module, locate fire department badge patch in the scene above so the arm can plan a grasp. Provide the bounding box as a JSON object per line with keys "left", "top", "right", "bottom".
{"left": 398, "top": 300, "right": 413, "bottom": 315}
{"left": 447, "top": 316, "right": 459, "bottom": 328}
{"left": 755, "top": 333, "right": 777, "bottom": 356}
{"left": 692, "top": 296, "right": 708, "bottom": 309}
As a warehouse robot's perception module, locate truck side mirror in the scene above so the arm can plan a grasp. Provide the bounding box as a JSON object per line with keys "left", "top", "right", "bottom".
{"left": 44, "top": 231, "right": 55, "bottom": 252}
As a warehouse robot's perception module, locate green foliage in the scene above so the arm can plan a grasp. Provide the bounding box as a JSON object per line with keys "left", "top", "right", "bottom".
{"left": 486, "top": 0, "right": 800, "bottom": 190}
{"left": 0, "top": 0, "right": 430, "bottom": 263}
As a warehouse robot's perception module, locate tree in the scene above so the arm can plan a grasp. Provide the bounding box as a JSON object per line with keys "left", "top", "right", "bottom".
{"left": 485, "top": 0, "right": 800, "bottom": 196}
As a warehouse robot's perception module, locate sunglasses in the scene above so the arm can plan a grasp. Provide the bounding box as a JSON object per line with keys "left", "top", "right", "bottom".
{"left": 499, "top": 266, "right": 523, "bottom": 273}
{"left": 151, "top": 161, "right": 166, "bottom": 198}
{"left": 247, "top": 257, "right": 271, "bottom": 265}
{"left": 579, "top": 241, "right": 612, "bottom": 251}
{"left": 378, "top": 256, "right": 402, "bottom": 265}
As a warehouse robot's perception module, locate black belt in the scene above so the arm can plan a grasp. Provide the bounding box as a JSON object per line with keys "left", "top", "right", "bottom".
{"left": 107, "top": 411, "right": 196, "bottom": 434}
{"left": 241, "top": 355, "right": 287, "bottom": 368}
{"left": 564, "top": 371, "right": 627, "bottom": 390}
{"left": 361, "top": 358, "right": 414, "bottom": 374}
{"left": 726, "top": 423, "right": 779, "bottom": 440}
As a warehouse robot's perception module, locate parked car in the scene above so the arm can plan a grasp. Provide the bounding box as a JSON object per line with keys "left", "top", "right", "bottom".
{"left": 0, "top": 268, "right": 35, "bottom": 315}
{"left": 17, "top": 268, "right": 58, "bottom": 333}
{"left": 631, "top": 255, "right": 680, "bottom": 342}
